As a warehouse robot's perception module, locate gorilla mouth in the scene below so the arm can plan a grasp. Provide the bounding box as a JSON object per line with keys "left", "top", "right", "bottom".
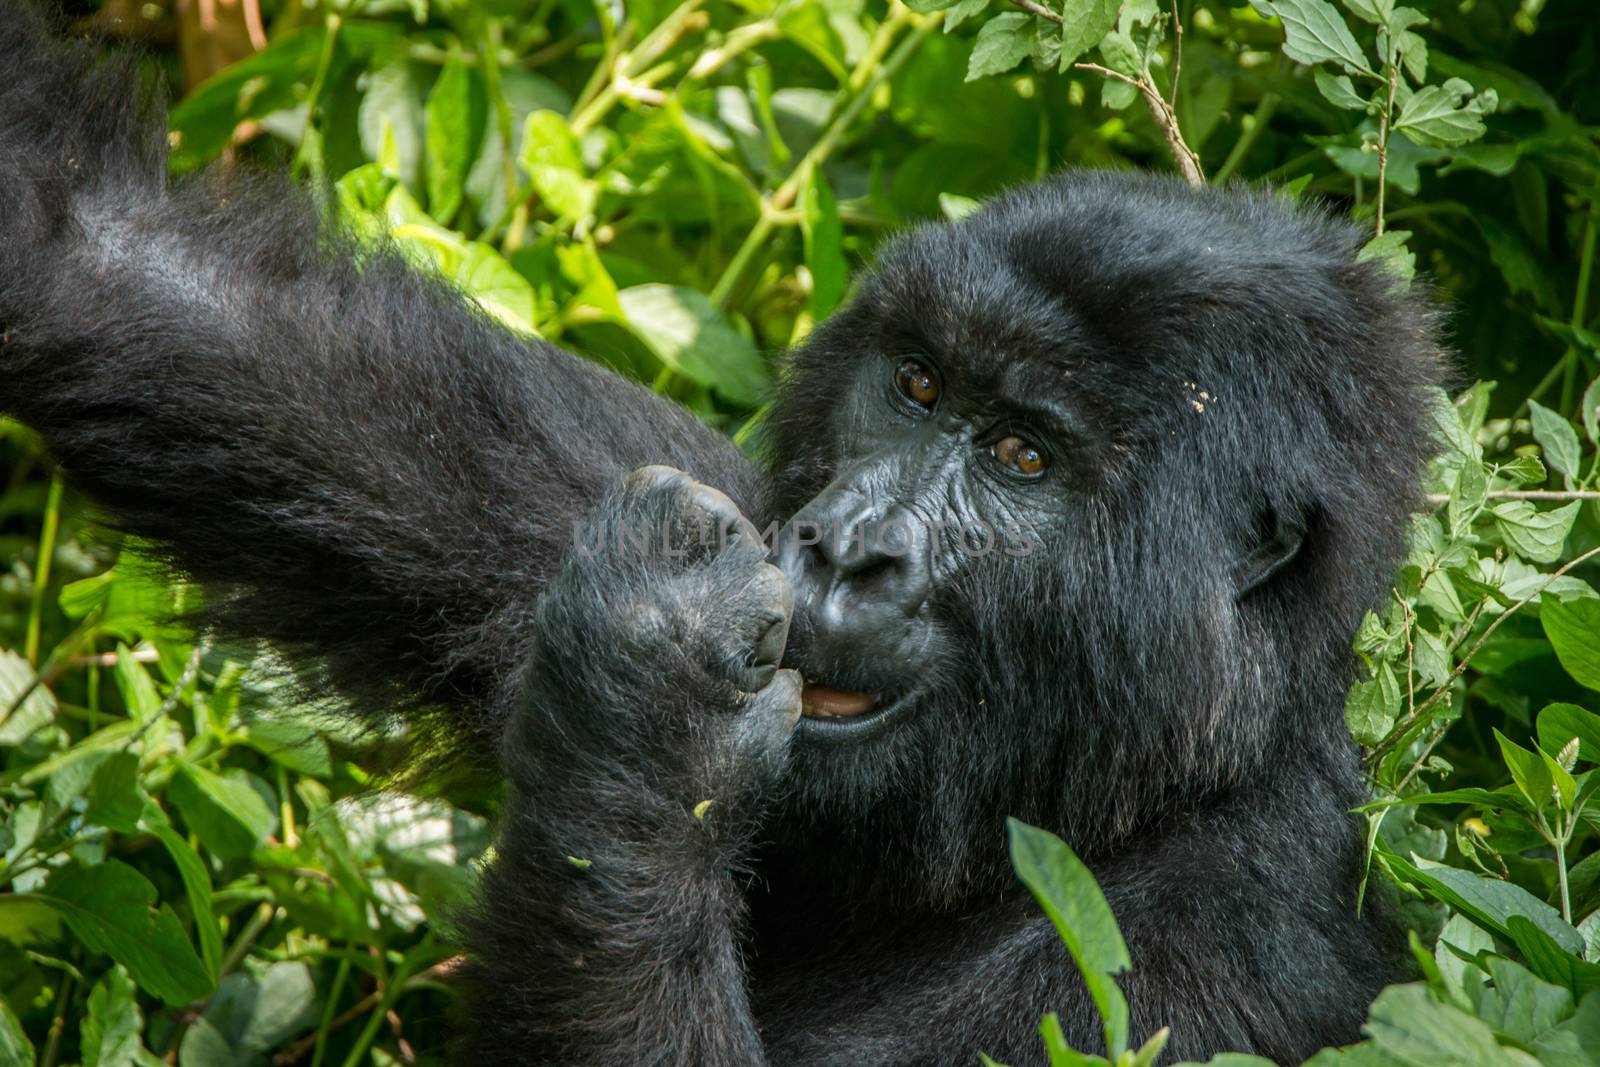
{"left": 795, "top": 679, "right": 923, "bottom": 743}
{"left": 800, "top": 683, "right": 878, "bottom": 718}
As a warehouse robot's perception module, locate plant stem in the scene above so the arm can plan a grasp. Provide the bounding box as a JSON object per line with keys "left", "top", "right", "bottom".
{"left": 708, "top": 8, "right": 933, "bottom": 306}
{"left": 1374, "top": 65, "right": 1398, "bottom": 236}
{"left": 1212, "top": 92, "right": 1279, "bottom": 185}
{"left": 24, "top": 474, "right": 62, "bottom": 666}
{"left": 292, "top": 13, "right": 342, "bottom": 180}
{"left": 1424, "top": 489, "right": 1600, "bottom": 504}
{"left": 1553, "top": 819, "right": 1572, "bottom": 923}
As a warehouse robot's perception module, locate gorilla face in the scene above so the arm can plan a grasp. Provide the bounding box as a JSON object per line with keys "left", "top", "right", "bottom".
{"left": 761, "top": 172, "right": 1442, "bottom": 893}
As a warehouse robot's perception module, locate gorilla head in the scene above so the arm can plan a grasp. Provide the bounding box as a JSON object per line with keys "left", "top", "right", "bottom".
{"left": 764, "top": 171, "right": 1444, "bottom": 904}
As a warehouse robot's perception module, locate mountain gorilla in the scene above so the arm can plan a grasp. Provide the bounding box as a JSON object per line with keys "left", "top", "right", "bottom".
{"left": 0, "top": 4, "right": 1444, "bottom": 1064}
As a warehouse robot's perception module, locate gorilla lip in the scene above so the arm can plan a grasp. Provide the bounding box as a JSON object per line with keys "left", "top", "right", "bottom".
{"left": 799, "top": 683, "right": 878, "bottom": 718}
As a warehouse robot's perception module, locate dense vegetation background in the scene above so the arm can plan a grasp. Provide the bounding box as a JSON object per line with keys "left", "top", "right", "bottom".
{"left": 1, "top": 0, "right": 1599, "bottom": 1063}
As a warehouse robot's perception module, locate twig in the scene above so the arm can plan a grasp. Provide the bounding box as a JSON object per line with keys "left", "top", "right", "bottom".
{"left": 1424, "top": 489, "right": 1600, "bottom": 505}
{"left": 1167, "top": 0, "right": 1183, "bottom": 108}
{"left": 1074, "top": 63, "right": 1204, "bottom": 186}
{"left": 1009, "top": 0, "right": 1060, "bottom": 21}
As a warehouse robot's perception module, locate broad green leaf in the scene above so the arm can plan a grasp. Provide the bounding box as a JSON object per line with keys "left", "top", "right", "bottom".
{"left": 1492, "top": 500, "right": 1580, "bottom": 563}
{"left": 1097, "top": 31, "right": 1142, "bottom": 110}
{"left": 519, "top": 110, "right": 598, "bottom": 219}
{"left": 1363, "top": 983, "right": 1523, "bottom": 1066}
{"left": 34, "top": 861, "right": 212, "bottom": 1005}
{"left": 1394, "top": 80, "right": 1498, "bottom": 149}
{"left": 0, "top": 998, "right": 33, "bottom": 1067}
{"left": 86, "top": 751, "right": 147, "bottom": 835}
{"left": 168, "top": 763, "right": 276, "bottom": 861}
{"left": 1497, "top": 729, "right": 1555, "bottom": 812}
{"left": 1528, "top": 399, "right": 1582, "bottom": 483}
{"left": 425, "top": 57, "right": 477, "bottom": 223}
{"left": 358, "top": 59, "right": 428, "bottom": 189}
{"left": 1537, "top": 704, "right": 1600, "bottom": 766}
{"left": 1056, "top": 0, "right": 1121, "bottom": 73}
{"left": 939, "top": 193, "right": 982, "bottom": 220}
{"left": 1503, "top": 916, "right": 1600, "bottom": 998}
{"left": 1341, "top": 0, "right": 1392, "bottom": 24}
{"left": 142, "top": 805, "right": 223, "bottom": 978}
{"left": 1250, "top": 0, "right": 1373, "bottom": 75}
{"left": 902, "top": 0, "right": 961, "bottom": 10}
{"left": 241, "top": 715, "right": 333, "bottom": 778}
{"left": 1543, "top": 597, "right": 1600, "bottom": 692}
{"left": 1359, "top": 229, "right": 1416, "bottom": 287}
{"left": 618, "top": 284, "right": 770, "bottom": 405}
{"left": 1008, "top": 819, "right": 1130, "bottom": 1057}
{"left": 0, "top": 648, "right": 56, "bottom": 746}
{"left": 82, "top": 965, "right": 143, "bottom": 1067}
{"left": 1388, "top": 853, "right": 1584, "bottom": 954}
{"left": 1499, "top": 454, "right": 1547, "bottom": 485}
{"left": 1346, "top": 660, "right": 1402, "bottom": 745}
{"left": 801, "top": 171, "right": 847, "bottom": 320}
{"left": 1314, "top": 68, "right": 1369, "bottom": 110}
{"left": 114, "top": 645, "right": 163, "bottom": 722}
{"left": 966, "top": 14, "right": 1034, "bottom": 81}
{"left": 942, "top": 0, "right": 990, "bottom": 34}
{"left": 178, "top": 961, "right": 319, "bottom": 1063}
{"left": 1581, "top": 377, "right": 1600, "bottom": 446}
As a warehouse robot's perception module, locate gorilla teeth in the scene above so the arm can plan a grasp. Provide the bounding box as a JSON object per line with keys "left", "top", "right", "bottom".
{"left": 799, "top": 683, "right": 879, "bottom": 718}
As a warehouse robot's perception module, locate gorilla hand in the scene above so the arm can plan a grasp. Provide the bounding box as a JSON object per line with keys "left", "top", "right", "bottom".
{"left": 512, "top": 465, "right": 802, "bottom": 839}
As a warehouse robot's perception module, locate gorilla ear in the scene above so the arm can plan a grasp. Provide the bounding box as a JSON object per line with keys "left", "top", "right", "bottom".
{"left": 1234, "top": 506, "right": 1307, "bottom": 599}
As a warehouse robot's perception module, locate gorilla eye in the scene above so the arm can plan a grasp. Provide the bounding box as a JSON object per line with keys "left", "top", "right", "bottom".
{"left": 894, "top": 358, "right": 940, "bottom": 409}
{"left": 992, "top": 435, "right": 1047, "bottom": 477}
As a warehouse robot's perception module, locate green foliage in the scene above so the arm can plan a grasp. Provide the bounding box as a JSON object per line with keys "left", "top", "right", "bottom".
{"left": 2, "top": 0, "right": 1599, "bottom": 1062}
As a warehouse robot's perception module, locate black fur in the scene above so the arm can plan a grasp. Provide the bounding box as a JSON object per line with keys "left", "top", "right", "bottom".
{"left": 0, "top": 6, "right": 1444, "bottom": 1065}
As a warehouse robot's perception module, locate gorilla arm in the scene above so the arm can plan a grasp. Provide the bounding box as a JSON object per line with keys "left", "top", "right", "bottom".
{"left": 0, "top": 4, "right": 762, "bottom": 729}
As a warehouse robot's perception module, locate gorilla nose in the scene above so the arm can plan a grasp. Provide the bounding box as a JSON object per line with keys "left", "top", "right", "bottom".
{"left": 775, "top": 487, "right": 932, "bottom": 627}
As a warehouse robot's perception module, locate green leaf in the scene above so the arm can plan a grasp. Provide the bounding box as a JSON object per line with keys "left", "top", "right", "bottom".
{"left": 1544, "top": 596, "right": 1600, "bottom": 692}
{"left": 966, "top": 14, "right": 1035, "bottom": 81}
{"left": 1314, "top": 68, "right": 1369, "bottom": 110}
{"left": 1341, "top": 0, "right": 1393, "bottom": 24}
{"left": 1358, "top": 229, "right": 1416, "bottom": 286}
{"left": 1491, "top": 500, "right": 1580, "bottom": 563}
{"left": 425, "top": 58, "right": 477, "bottom": 223}
{"left": 1363, "top": 983, "right": 1522, "bottom": 1067}
{"left": 178, "top": 961, "right": 319, "bottom": 1063}
{"left": 1250, "top": 0, "right": 1373, "bottom": 75}
{"left": 168, "top": 763, "right": 276, "bottom": 861}
{"left": 1346, "top": 660, "right": 1402, "bottom": 745}
{"left": 1581, "top": 377, "right": 1600, "bottom": 446}
{"left": 1394, "top": 80, "right": 1498, "bottom": 149}
{"left": 1057, "top": 0, "right": 1121, "bottom": 73}
{"left": 1537, "top": 704, "right": 1600, "bottom": 766}
{"left": 939, "top": 193, "right": 982, "bottom": 220}
{"left": 1037, "top": 1012, "right": 1098, "bottom": 1066}
{"left": 1387, "top": 852, "right": 1584, "bottom": 955}
{"left": 142, "top": 805, "right": 223, "bottom": 979}
{"left": 942, "top": 0, "right": 990, "bottom": 33}
{"left": 113, "top": 645, "right": 163, "bottom": 722}
{"left": 618, "top": 284, "right": 770, "bottom": 406}
{"left": 85, "top": 751, "right": 147, "bottom": 835}
{"left": 1097, "top": 31, "right": 1142, "bottom": 110}
{"left": 1008, "top": 819, "right": 1130, "bottom": 1057}
{"left": 1496, "top": 728, "right": 1555, "bottom": 812}
{"left": 0, "top": 648, "right": 56, "bottom": 746}
{"left": 801, "top": 172, "right": 847, "bottom": 320}
{"left": 1503, "top": 916, "right": 1600, "bottom": 998}
{"left": 0, "top": 996, "right": 34, "bottom": 1067}
{"left": 82, "top": 965, "right": 143, "bottom": 1067}
{"left": 1528, "top": 399, "right": 1582, "bottom": 483}
{"left": 1499, "top": 454, "right": 1547, "bottom": 485}
{"left": 34, "top": 861, "right": 213, "bottom": 1005}
{"left": 519, "top": 110, "right": 598, "bottom": 219}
